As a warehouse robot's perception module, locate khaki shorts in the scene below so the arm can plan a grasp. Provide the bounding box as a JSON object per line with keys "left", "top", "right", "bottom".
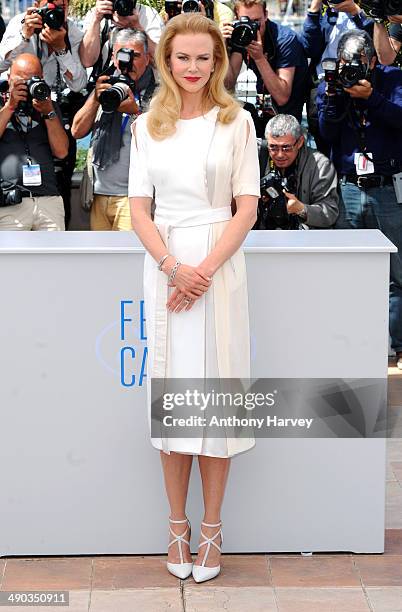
{"left": 0, "top": 195, "right": 65, "bottom": 231}
{"left": 90, "top": 195, "right": 132, "bottom": 231}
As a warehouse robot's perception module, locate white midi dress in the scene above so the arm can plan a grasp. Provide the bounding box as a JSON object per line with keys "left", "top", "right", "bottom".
{"left": 128, "top": 106, "right": 260, "bottom": 457}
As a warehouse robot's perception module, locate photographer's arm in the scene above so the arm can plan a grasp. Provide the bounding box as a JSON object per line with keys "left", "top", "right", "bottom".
{"left": 374, "top": 22, "right": 400, "bottom": 65}
{"left": 71, "top": 89, "right": 99, "bottom": 139}
{"left": 0, "top": 9, "right": 41, "bottom": 71}
{"left": 0, "top": 102, "right": 14, "bottom": 139}
{"left": 364, "top": 81, "right": 402, "bottom": 128}
{"left": 255, "top": 60, "right": 295, "bottom": 107}
{"left": 316, "top": 83, "right": 343, "bottom": 143}
{"left": 225, "top": 50, "right": 243, "bottom": 90}
{"left": 0, "top": 80, "right": 27, "bottom": 139}
{"left": 33, "top": 98, "right": 68, "bottom": 159}
{"left": 298, "top": 0, "right": 325, "bottom": 60}
{"left": 79, "top": 1, "right": 114, "bottom": 68}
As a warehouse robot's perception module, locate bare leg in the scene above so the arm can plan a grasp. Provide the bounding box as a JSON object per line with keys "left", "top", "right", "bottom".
{"left": 160, "top": 450, "right": 194, "bottom": 563}
{"left": 193, "top": 456, "right": 230, "bottom": 567}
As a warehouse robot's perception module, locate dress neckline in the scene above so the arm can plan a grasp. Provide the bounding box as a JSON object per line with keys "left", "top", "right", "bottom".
{"left": 178, "top": 105, "right": 219, "bottom": 122}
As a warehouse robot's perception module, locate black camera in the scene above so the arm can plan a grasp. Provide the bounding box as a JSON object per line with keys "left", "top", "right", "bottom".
{"left": 165, "top": 0, "right": 181, "bottom": 18}
{"left": 231, "top": 16, "right": 260, "bottom": 48}
{"left": 17, "top": 77, "right": 51, "bottom": 115}
{"left": 338, "top": 55, "right": 370, "bottom": 88}
{"left": 0, "top": 182, "right": 23, "bottom": 207}
{"left": 98, "top": 48, "right": 136, "bottom": 113}
{"left": 105, "top": 0, "right": 136, "bottom": 18}
{"left": 33, "top": 3, "right": 65, "bottom": 30}
{"left": 182, "top": 0, "right": 200, "bottom": 11}
{"left": 323, "top": 56, "right": 370, "bottom": 92}
{"left": 323, "top": 0, "right": 344, "bottom": 26}
{"left": 360, "top": 0, "right": 402, "bottom": 20}
{"left": 257, "top": 171, "right": 298, "bottom": 230}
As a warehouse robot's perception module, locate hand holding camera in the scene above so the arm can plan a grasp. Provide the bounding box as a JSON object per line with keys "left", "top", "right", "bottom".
{"left": 283, "top": 191, "right": 305, "bottom": 215}
{"left": 343, "top": 78, "right": 373, "bottom": 98}
{"left": 39, "top": 24, "right": 67, "bottom": 51}
{"left": 5, "top": 79, "right": 28, "bottom": 112}
{"left": 94, "top": 0, "right": 114, "bottom": 21}
{"left": 95, "top": 74, "right": 114, "bottom": 103}
{"left": 22, "top": 7, "right": 44, "bottom": 39}
{"left": 247, "top": 29, "right": 265, "bottom": 61}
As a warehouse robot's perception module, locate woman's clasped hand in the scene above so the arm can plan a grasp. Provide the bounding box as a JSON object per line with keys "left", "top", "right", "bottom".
{"left": 162, "top": 257, "right": 212, "bottom": 312}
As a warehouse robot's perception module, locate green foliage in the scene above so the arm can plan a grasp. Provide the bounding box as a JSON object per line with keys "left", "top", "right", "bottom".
{"left": 75, "top": 147, "right": 89, "bottom": 172}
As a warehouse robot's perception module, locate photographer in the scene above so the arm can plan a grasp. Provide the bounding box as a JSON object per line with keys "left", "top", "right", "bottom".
{"left": 163, "top": 0, "right": 234, "bottom": 26}
{"left": 79, "top": 0, "right": 163, "bottom": 70}
{"left": 0, "top": 0, "right": 87, "bottom": 94}
{"left": 72, "top": 29, "right": 155, "bottom": 231}
{"left": 221, "top": 0, "right": 308, "bottom": 135}
{"left": 256, "top": 114, "right": 339, "bottom": 230}
{"left": 317, "top": 29, "right": 402, "bottom": 367}
{"left": 0, "top": 53, "right": 68, "bottom": 230}
{"left": 299, "top": 0, "right": 373, "bottom": 153}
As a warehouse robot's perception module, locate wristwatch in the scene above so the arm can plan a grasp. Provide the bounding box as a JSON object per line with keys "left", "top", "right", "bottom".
{"left": 54, "top": 48, "right": 68, "bottom": 56}
{"left": 43, "top": 110, "right": 57, "bottom": 120}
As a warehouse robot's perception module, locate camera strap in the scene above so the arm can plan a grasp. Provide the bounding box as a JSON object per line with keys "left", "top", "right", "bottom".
{"left": 11, "top": 115, "right": 33, "bottom": 163}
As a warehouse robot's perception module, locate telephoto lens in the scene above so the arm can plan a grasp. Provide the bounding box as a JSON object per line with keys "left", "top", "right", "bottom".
{"left": 99, "top": 81, "right": 130, "bottom": 113}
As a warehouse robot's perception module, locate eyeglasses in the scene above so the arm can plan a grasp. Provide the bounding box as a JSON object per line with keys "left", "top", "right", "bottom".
{"left": 267, "top": 140, "right": 299, "bottom": 153}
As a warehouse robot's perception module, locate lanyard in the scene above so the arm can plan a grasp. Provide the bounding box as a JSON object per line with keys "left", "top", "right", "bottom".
{"left": 11, "top": 115, "right": 34, "bottom": 164}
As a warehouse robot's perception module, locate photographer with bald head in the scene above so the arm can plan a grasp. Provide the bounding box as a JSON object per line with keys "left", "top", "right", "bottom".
{"left": 0, "top": 53, "right": 68, "bottom": 230}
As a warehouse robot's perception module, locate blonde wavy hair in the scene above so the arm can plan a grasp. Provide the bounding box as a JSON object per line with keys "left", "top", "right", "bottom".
{"left": 147, "top": 13, "right": 240, "bottom": 140}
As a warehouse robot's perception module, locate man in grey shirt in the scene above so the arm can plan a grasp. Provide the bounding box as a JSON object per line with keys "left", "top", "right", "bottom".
{"left": 72, "top": 29, "right": 155, "bottom": 231}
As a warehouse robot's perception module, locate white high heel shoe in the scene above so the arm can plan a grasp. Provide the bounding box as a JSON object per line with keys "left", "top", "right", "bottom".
{"left": 192, "top": 520, "right": 223, "bottom": 583}
{"left": 166, "top": 517, "right": 193, "bottom": 579}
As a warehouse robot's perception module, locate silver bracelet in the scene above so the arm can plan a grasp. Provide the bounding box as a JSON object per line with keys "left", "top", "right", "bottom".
{"left": 157, "top": 254, "right": 170, "bottom": 271}
{"left": 168, "top": 260, "right": 181, "bottom": 284}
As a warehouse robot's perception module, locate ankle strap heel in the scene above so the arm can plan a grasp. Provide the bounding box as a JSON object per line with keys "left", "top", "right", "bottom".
{"left": 192, "top": 520, "right": 223, "bottom": 583}
{"left": 166, "top": 517, "right": 193, "bottom": 580}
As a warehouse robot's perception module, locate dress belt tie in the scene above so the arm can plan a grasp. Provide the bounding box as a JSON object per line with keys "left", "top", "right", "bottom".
{"left": 152, "top": 206, "right": 233, "bottom": 380}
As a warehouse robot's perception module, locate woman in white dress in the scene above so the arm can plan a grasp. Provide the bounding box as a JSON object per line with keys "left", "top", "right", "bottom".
{"left": 128, "top": 13, "right": 260, "bottom": 583}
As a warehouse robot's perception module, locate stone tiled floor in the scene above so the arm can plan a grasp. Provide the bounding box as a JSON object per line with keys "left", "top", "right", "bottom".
{"left": 1, "top": 371, "right": 402, "bottom": 611}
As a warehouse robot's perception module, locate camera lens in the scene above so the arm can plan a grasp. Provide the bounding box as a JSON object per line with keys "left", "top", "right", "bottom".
{"left": 182, "top": 0, "right": 200, "bottom": 12}
{"left": 99, "top": 82, "right": 129, "bottom": 113}
{"left": 114, "top": 0, "right": 135, "bottom": 16}
{"left": 29, "top": 79, "right": 51, "bottom": 101}
{"left": 42, "top": 6, "right": 65, "bottom": 29}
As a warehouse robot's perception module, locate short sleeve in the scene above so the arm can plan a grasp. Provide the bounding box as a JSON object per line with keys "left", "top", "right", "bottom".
{"left": 232, "top": 110, "right": 261, "bottom": 198}
{"left": 128, "top": 114, "right": 154, "bottom": 198}
{"left": 276, "top": 32, "right": 305, "bottom": 69}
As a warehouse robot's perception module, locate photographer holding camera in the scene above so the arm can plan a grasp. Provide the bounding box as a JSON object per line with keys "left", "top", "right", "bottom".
{"left": 0, "top": 53, "right": 68, "bottom": 230}
{"left": 221, "top": 0, "right": 308, "bottom": 136}
{"left": 0, "top": 0, "right": 87, "bottom": 94}
{"left": 255, "top": 114, "right": 339, "bottom": 230}
{"left": 80, "top": 0, "right": 163, "bottom": 72}
{"left": 299, "top": 0, "right": 373, "bottom": 153}
{"left": 163, "top": 0, "right": 234, "bottom": 26}
{"left": 317, "top": 29, "right": 402, "bottom": 367}
{"left": 72, "top": 29, "right": 155, "bottom": 231}
{"left": 0, "top": 0, "right": 88, "bottom": 228}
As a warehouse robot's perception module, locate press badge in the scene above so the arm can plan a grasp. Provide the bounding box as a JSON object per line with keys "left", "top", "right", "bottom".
{"left": 354, "top": 152, "right": 374, "bottom": 176}
{"left": 22, "top": 163, "right": 42, "bottom": 187}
